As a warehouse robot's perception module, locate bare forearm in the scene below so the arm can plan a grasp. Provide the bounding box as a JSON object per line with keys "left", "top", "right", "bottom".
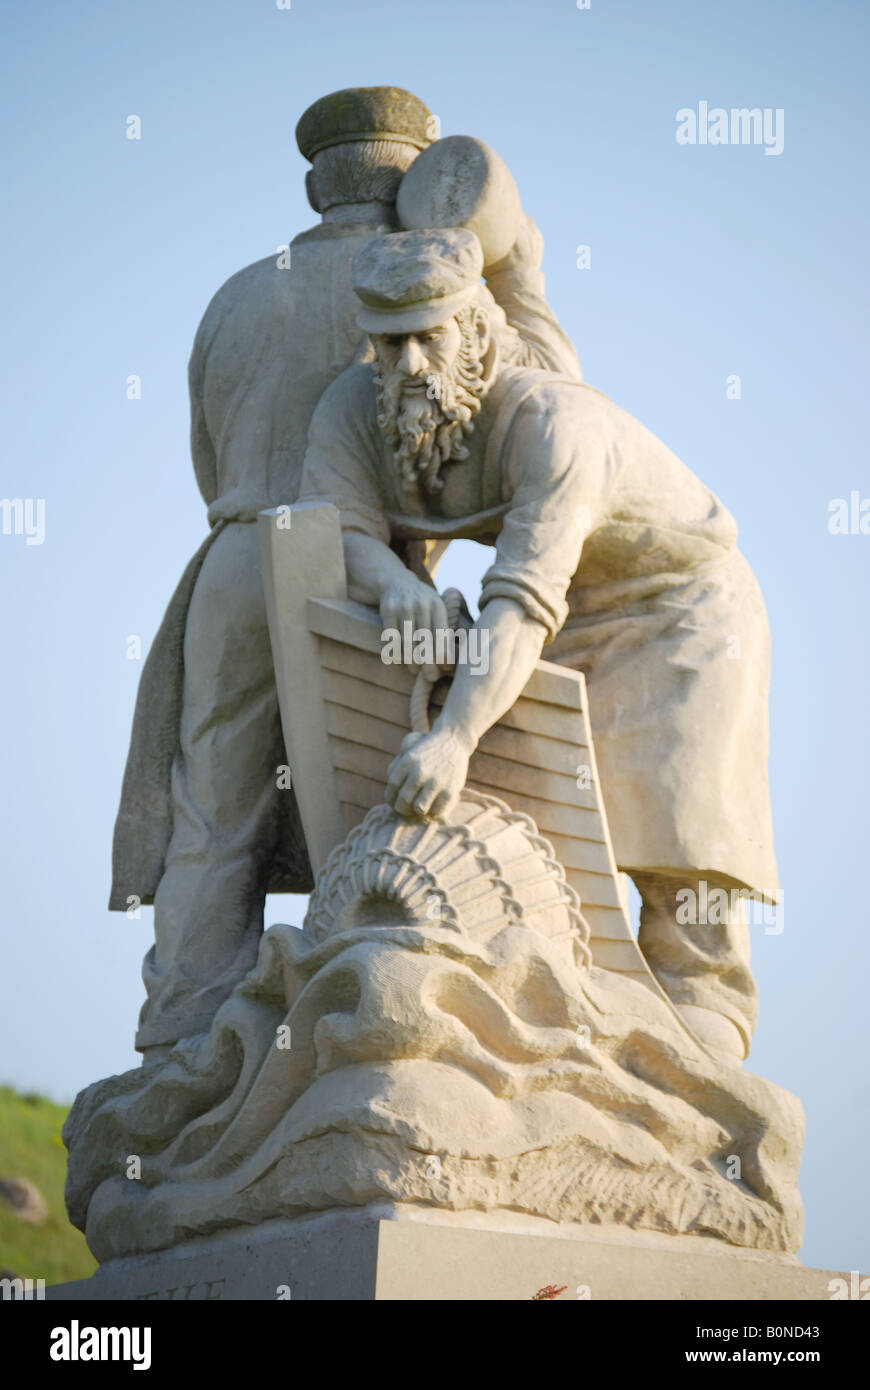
{"left": 343, "top": 529, "right": 449, "bottom": 634}
{"left": 384, "top": 597, "right": 546, "bottom": 819}
{"left": 434, "top": 598, "right": 546, "bottom": 750}
{"left": 342, "top": 530, "right": 410, "bottom": 605}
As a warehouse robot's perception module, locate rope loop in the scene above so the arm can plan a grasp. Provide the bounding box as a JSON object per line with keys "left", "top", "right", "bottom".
{"left": 409, "top": 588, "right": 473, "bottom": 733}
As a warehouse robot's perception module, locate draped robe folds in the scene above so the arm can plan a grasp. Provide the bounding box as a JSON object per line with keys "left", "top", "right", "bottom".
{"left": 297, "top": 363, "right": 779, "bottom": 900}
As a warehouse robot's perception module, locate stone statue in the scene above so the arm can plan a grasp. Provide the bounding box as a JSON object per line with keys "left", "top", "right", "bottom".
{"left": 296, "top": 225, "right": 778, "bottom": 1063}
{"left": 108, "top": 91, "right": 582, "bottom": 1059}
{"left": 58, "top": 91, "right": 822, "bottom": 1301}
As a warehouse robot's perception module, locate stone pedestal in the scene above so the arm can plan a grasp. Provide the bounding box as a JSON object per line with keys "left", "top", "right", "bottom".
{"left": 47, "top": 1211, "right": 851, "bottom": 1302}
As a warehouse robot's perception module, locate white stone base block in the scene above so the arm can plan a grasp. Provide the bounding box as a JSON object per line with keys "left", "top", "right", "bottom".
{"left": 46, "top": 1210, "right": 853, "bottom": 1302}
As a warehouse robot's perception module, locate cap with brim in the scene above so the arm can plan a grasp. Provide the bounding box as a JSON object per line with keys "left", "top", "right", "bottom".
{"left": 353, "top": 227, "right": 484, "bottom": 335}
{"left": 356, "top": 284, "right": 479, "bottom": 334}
{"left": 296, "top": 86, "right": 433, "bottom": 162}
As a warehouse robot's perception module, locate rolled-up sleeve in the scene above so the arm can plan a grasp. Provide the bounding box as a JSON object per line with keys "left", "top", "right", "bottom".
{"left": 480, "top": 385, "right": 613, "bottom": 643}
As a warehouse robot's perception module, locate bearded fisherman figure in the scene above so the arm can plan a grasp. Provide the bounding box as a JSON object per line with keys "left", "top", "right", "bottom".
{"left": 297, "top": 228, "right": 780, "bottom": 1064}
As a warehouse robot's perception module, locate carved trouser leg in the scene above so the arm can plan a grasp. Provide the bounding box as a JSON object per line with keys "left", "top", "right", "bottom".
{"left": 135, "top": 523, "right": 285, "bottom": 1051}
{"left": 631, "top": 870, "right": 758, "bottom": 1057}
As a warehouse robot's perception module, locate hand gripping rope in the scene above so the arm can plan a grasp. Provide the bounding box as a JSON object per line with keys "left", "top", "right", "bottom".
{"left": 408, "top": 588, "right": 474, "bottom": 734}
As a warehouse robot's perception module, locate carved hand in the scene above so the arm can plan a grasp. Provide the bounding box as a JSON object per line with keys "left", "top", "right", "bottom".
{"left": 385, "top": 727, "right": 473, "bottom": 820}
{"left": 379, "top": 576, "right": 448, "bottom": 636}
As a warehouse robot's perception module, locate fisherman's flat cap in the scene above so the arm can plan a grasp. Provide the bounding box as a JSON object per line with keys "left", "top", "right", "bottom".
{"left": 353, "top": 227, "right": 484, "bottom": 333}
{"left": 296, "top": 86, "right": 434, "bottom": 161}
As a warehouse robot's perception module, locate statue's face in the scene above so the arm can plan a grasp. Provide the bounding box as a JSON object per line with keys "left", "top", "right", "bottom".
{"left": 371, "top": 318, "right": 463, "bottom": 395}
{"left": 371, "top": 307, "right": 491, "bottom": 496}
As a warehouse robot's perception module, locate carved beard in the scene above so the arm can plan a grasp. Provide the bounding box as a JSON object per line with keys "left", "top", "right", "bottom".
{"left": 374, "top": 310, "right": 491, "bottom": 499}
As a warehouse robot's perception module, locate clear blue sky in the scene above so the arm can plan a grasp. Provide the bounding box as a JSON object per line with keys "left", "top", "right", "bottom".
{"left": 1, "top": 0, "right": 867, "bottom": 1276}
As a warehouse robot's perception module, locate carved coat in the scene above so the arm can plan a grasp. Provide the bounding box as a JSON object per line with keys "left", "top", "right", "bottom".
{"left": 298, "top": 362, "right": 779, "bottom": 898}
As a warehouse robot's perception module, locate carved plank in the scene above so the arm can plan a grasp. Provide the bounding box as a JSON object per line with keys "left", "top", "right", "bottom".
{"left": 589, "top": 939, "right": 653, "bottom": 974}
{"left": 533, "top": 834, "right": 613, "bottom": 878}
{"left": 581, "top": 902, "right": 636, "bottom": 941}
{"left": 308, "top": 597, "right": 587, "bottom": 710}
{"left": 464, "top": 780, "right": 604, "bottom": 840}
{"left": 320, "top": 637, "right": 415, "bottom": 699}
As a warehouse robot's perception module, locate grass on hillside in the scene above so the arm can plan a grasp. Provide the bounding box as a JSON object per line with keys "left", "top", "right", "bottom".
{"left": 0, "top": 1085, "right": 96, "bottom": 1286}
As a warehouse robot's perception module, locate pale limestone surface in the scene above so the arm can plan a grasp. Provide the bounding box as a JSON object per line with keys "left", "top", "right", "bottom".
{"left": 297, "top": 225, "right": 778, "bottom": 1058}
{"left": 259, "top": 502, "right": 675, "bottom": 1004}
{"left": 107, "top": 91, "right": 582, "bottom": 1054}
{"left": 300, "top": 228, "right": 777, "bottom": 904}
{"left": 64, "top": 793, "right": 803, "bottom": 1264}
{"left": 65, "top": 94, "right": 805, "bottom": 1286}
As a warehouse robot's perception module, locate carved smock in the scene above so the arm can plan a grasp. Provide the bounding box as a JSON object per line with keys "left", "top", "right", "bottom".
{"left": 299, "top": 362, "right": 737, "bottom": 640}
{"left": 299, "top": 361, "right": 778, "bottom": 900}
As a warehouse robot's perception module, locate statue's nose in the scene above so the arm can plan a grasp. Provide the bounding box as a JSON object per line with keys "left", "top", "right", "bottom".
{"left": 397, "top": 336, "right": 426, "bottom": 376}
{"left": 312, "top": 944, "right": 439, "bottom": 1075}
